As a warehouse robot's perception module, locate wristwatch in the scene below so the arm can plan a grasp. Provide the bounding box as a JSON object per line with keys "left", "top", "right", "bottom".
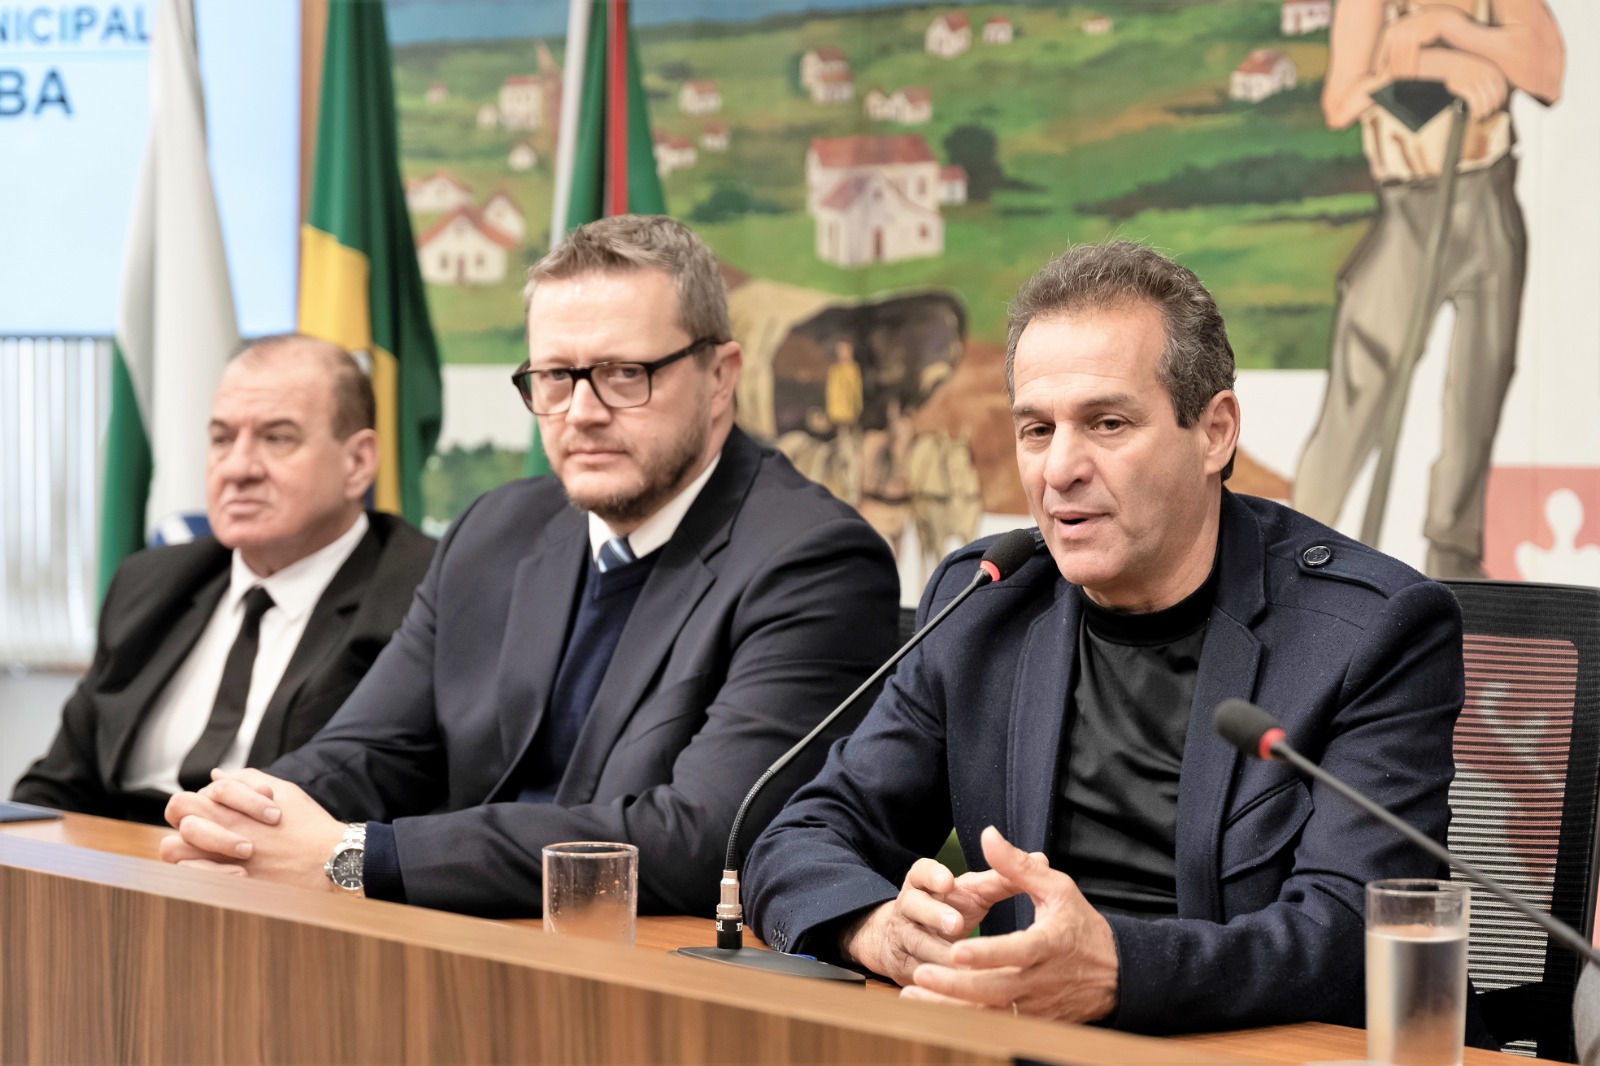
{"left": 324, "top": 822, "right": 367, "bottom": 896}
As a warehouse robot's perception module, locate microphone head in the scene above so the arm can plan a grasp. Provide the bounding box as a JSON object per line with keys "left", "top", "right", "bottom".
{"left": 1214, "top": 698, "right": 1285, "bottom": 761}
{"left": 978, "top": 529, "right": 1038, "bottom": 583}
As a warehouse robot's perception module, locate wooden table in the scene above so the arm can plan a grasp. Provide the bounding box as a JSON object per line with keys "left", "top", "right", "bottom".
{"left": 0, "top": 813, "right": 1550, "bottom": 1064}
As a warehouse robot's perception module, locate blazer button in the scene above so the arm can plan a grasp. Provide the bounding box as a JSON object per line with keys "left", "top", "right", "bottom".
{"left": 1302, "top": 545, "right": 1332, "bottom": 567}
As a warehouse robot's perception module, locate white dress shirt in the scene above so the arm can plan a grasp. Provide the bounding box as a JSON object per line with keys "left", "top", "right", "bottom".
{"left": 585, "top": 455, "right": 720, "bottom": 563}
{"left": 120, "top": 513, "right": 370, "bottom": 795}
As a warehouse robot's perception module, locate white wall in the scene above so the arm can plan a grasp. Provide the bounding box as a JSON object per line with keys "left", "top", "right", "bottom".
{"left": 0, "top": 671, "right": 78, "bottom": 797}
{"left": 1497, "top": 0, "right": 1600, "bottom": 469}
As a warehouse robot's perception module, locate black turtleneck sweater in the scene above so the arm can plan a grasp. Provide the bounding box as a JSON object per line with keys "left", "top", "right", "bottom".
{"left": 1048, "top": 556, "right": 1220, "bottom": 918}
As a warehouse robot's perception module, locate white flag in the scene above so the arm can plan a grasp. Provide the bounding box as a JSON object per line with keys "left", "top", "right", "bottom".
{"left": 99, "top": 0, "right": 238, "bottom": 595}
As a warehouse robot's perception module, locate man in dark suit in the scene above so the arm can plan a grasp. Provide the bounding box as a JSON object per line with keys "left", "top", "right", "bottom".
{"left": 744, "top": 242, "right": 1466, "bottom": 1033}
{"left": 13, "top": 336, "right": 434, "bottom": 824}
{"left": 159, "top": 215, "right": 900, "bottom": 917}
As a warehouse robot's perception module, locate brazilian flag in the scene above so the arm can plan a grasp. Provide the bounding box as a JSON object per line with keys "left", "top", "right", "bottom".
{"left": 299, "top": 1, "right": 442, "bottom": 523}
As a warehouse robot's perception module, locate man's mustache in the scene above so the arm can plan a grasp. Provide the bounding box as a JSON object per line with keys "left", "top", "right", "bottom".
{"left": 559, "top": 435, "right": 629, "bottom": 452}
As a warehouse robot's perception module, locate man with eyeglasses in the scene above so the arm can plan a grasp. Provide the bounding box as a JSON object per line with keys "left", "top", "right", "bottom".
{"left": 157, "top": 214, "right": 901, "bottom": 918}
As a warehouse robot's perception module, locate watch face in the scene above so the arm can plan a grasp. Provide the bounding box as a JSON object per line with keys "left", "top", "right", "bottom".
{"left": 330, "top": 848, "right": 363, "bottom": 889}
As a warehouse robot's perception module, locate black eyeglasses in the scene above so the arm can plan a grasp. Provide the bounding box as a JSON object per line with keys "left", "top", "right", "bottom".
{"left": 511, "top": 337, "right": 722, "bottom": 415}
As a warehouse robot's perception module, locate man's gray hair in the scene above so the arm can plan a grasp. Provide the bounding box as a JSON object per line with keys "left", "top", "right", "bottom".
{"left": 1004, "top": 240, "right": 1236, "bottom": 428}
{"left": 233, "top": 333, "right": 375, "bottom": 440}
{"left": 524, "top": 215, "right": 731, "bottom": 357}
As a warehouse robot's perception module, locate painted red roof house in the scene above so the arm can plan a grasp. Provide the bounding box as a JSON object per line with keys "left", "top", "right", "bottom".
{"left": 926, "top": 13, "right": 972, "bottom": 58}
{"left": 811, "top": 66, "right": 855, "bottom": 104}
{"left": 679, "top": 80, "right": 722, "bottom": 115}
{"left": 701, "top": 123, "right": 730, "bottom": 151}
{"left": 653, "top": 132, "right": 698, "bottom": 174}
{"left": 500, "top": 74, "right": 546, "bottom": 130}
{"left": 405, "top": 170, "right": 474, "bottom": 213}
{"left": 416, "top": 207, "right": 516, "bottom": 285}
{"left": 1230, "top": 48, "right": 1296, "bottom": 102}
{"left": 806, "top": 135, "right": 943, "bottom": 267}
{"left": 940, "top": 164, "right": 969, "bottom": 204}
{"left": 892, "top": 86, "right": 932, "bottom": 124}
{"left": 1282, "top": 0, "right": 1331, "bottom": 35}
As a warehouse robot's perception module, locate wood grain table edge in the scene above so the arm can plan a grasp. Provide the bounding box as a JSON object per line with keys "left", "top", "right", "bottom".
{"left": 2, "top": 813, "right": 1553, "bottom": 1065}
{"left": 0, "top": 821, "right": 1265, "bottom": 1066}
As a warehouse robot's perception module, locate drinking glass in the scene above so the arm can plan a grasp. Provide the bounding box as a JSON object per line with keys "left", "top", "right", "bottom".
{"left": 542, "top": 842, "right": 638, "bottom": 946}
{"left": 1366, "top": 879, "right": 1470, "bottom": 1066}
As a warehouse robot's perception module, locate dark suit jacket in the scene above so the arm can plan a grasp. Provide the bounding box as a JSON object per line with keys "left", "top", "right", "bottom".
{"left": 12, "top": 513, "right": 434, "bottom": 824}
{"left": 746, "top": 492, "right": 1466, "bottom": 1034}
{"left": 267, "top": 428, "right": 901, "bottom": 918}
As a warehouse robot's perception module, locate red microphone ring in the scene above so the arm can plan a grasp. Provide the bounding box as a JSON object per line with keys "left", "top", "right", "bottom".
{"left": 979, "top": 561, "right": 1001, "bottom": 583}
{"left": 1258, "top": 727, "right": 1287, "bottom": 761}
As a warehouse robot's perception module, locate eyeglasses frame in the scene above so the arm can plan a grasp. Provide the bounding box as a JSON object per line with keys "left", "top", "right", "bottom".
{"left": 510, "top": 336, "right": 724, "bottom": 415}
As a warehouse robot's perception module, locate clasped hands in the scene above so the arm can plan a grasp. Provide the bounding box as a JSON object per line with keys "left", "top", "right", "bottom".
{"left": 1377, "top": 5, "right": 1508, "bottom": 119}
{"left": 164, "top": 779, "right": 1121, "bottom": 1020}
{"left": 159, "top": 768, "right": 346, "bottom": 892}
{"left": 841, "top": 825, "right": 1118, "bottom": 1022}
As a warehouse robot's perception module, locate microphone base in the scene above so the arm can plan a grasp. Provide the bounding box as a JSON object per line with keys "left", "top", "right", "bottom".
{"left": 675, "top": 946, "right": 866, "bottom": 983}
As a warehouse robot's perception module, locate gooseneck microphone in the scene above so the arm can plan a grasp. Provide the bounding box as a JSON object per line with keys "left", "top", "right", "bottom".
{"left": 1213, "top": 698, "right": 1600, "bottom": 970}
{"left": 677, "top": 528, "right": 1038, "bottom": 981}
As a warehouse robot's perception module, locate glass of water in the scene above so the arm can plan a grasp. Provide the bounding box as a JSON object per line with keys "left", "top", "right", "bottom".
{"left": 542, "top": 842, "right": 638, "bottom": 946}
{"left": 1366, "top": 879, "right": 1471, "bottom": 1066}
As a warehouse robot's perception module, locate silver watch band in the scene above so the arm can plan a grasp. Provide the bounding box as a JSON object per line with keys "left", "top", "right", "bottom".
{"left": 340, "top": 821, "right": 367, "bottom": 851}
{"left": 324, "top": 822, "right": 367, "bottom": 895}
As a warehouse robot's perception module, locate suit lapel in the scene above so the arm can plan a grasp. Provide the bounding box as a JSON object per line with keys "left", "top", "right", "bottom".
{"left": 244, "top": 524, "right": 384, "bottom": 766}
{"left": 1174, "top": 492, "right": 1266, "bottom": 922}
{"left": 1005, "top": 576, "right": 1078, "bottom": 929}
{"left": 558, "top": 429, "right": 757, "bottom": 803}
{"left": 101, "top": 570, "right": 230, "bottom": 783}
{"left": 491, "top": 507, "right": 588, "bottom": 794}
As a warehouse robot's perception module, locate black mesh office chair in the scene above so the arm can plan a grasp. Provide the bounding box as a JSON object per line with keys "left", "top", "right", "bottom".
{"left": 897, "top": 606, "right": 918, "bottom": 646}
{"left": 1443, "top": 579, "right": 1600, "bottom": 1061}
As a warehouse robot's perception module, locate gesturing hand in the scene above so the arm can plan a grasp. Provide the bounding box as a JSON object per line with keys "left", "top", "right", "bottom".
{"left": 839, "top": 853, "right": 1016, "bottom": 986}
{"left": 902, "top": 826, "right": 1119, "bottom": 1023}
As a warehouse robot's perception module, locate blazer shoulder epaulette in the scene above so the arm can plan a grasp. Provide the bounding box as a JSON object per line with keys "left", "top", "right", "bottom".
{"left": 1239, "top": 493, "right": 1438, "bottom": 606}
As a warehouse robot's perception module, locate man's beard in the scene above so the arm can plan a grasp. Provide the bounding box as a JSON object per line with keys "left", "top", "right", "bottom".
{"left": 560, "top": 400, "right": 710, "bottom": 527}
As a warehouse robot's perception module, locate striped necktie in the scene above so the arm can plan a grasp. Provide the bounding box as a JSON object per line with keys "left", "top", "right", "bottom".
{"left": 596, "top": 536, "right": 635, "bottom": 573}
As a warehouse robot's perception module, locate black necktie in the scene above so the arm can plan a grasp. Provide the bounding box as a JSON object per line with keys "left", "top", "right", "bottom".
{"left": 178, "top": 586, "right": 275, "bottom": 792}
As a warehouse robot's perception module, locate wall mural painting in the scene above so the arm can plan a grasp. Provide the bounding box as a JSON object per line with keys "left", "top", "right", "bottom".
{"left": 388, "top": 0, "right": 1590, "bottom": 596}
{"left": 1292, "top": 0, "right": 1564, "bottom": 580}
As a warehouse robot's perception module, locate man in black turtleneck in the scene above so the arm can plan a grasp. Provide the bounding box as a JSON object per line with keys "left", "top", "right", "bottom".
{"left": 745, "top": 241, "right": 1468, "bottom": 1036}
{"left": 1055, "top": 551, "right": 1219, "bottom": 919}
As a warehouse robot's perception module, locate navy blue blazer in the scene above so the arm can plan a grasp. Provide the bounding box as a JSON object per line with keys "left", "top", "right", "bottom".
{"left": 269, "top": 427, "right": 901, "bottom": 918}
{"left": 745, "top": 491, "right": 1465, "bottom": 1034}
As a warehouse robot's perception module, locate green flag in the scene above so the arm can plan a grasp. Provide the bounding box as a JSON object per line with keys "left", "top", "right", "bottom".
{"left": 527, "top": 0, "right": 666, "bottom": 477}
{"left": 299, "top": 1, "right": 443, "bottom": 523}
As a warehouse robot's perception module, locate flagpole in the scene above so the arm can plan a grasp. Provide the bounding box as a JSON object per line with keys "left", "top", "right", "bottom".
{"left": 549, "top": 0, "right": 589, "bottom": 245}
{"left": 605, "top": 0, "right": 629, "bottom": 216}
